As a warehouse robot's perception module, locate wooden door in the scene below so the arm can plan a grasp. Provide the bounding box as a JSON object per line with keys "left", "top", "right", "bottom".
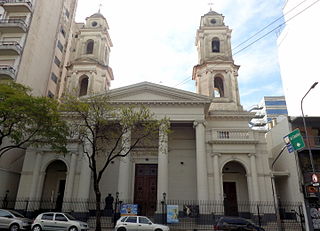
{"left": 223, "top": 182, "right": 239, "bottom": 216}
{"left": 134, "top": 164, "right": 158, "bottom": 216}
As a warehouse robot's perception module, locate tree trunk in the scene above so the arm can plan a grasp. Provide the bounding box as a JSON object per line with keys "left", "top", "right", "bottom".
{"left": 95, "top": 183, "right": 102, "bottom": 231}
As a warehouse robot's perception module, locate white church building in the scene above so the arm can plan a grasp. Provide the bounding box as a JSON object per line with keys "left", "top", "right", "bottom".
{"left": 12, "top": 10, "right": 278, "bottom": 217}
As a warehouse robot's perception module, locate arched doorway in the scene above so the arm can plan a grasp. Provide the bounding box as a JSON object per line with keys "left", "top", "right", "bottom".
{"left": 41, "top": 160, "right": 67, "bottom": 211}
{"left": 222, "top": 161, "right": 249, "bottom": 216}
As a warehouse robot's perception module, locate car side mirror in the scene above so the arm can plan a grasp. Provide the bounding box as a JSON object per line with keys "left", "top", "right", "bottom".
{"left": 148, "top": 222, "right": 152, "bottom": 225}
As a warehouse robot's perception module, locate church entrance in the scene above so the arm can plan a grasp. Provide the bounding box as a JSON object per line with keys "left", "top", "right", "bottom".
{"left": 134, "top": 164, "right": 158, "bottom": 216}
{"left": 223, "top": 182, "right": 238, "bottom": 216}
{"left": 41, "top": 160, "right": 67, "bottom": 211}
{"left": 222, "top": 161, "right": 249, "bottom": 216}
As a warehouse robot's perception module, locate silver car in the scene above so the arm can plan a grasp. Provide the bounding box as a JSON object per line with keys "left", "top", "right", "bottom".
{"left": 115, "top": 216, "right": 169, "bottom": 231}
{"left": 0, "top": 209, "right": 32, "bottom": 231}
{"left": 31, "top": 212, "right": 89, "bottom": 231}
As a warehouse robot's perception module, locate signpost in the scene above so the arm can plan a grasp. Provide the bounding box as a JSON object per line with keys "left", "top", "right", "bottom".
{"left": 283, "top": 129, "right": 305, "bottom": 153}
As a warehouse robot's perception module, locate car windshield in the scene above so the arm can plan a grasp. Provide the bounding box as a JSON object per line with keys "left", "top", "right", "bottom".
{"left": 64, "top": 213, "right": 77, "bottom": 220}
{"left": 10, "top": 211, "right": 25, "bottom": 218}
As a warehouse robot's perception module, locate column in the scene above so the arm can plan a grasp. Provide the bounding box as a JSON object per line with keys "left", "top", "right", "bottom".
{"left": 77, "top": 142, "right": 92, "bottom": 201}
{"left": 212, "top": 153, "right": 222, "bottom": 201}
{"left": 157, "top": 123, "right": 169, "bottom": 201}
{"left": 63, "top": 152, "right": 77, "bottom": 211}
{"left": 194, "top": 121, "right": 209, "bottom": 202}
{"left": 249, "top": 153, "right": 260, "bottom": 201}
{"left": 29, "top": 152, "right": 42, "bottom": 200}
{"left": 117, "top": 129, "right": 131, "bottom": 200}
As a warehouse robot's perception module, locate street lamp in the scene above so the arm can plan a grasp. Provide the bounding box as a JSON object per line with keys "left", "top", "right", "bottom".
{"left": 300, "top": 82, "right": 318, "bottom": 177}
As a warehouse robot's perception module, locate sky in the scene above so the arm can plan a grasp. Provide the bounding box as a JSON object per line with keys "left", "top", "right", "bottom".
{"left": 75, "top": 0, "right": 286, "bottom": 110}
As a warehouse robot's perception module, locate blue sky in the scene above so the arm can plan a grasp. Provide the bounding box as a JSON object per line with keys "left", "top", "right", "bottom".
{"left": 76, "top": 0, "right": 286, "bottom": 109}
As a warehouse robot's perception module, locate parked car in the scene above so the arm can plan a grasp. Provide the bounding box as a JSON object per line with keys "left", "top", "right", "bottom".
{"left": 214, "top": 216, "right": 265, "bottom": 231}
{"left": 0, "top": 209, "right": 32, "bottom": 231}
{"left": 115, "top": 216, "right": 170, "bottom": 231}
{"left": 31, "top": 212, "right": 89, "bottom": 231}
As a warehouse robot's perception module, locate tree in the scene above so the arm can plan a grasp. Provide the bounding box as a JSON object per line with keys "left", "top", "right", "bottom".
{"left": 62, "top": 94, "right": 169, "bottom": 231}
{"left": 0, "top": 80, "right": 69, "bottom": 158}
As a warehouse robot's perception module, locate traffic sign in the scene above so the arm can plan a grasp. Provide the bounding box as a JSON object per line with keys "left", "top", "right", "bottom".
{"left": 287, "top": 129, "right": 305, "bottom": 151}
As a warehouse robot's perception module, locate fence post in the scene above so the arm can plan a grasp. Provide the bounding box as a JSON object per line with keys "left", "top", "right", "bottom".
{"left": 298, "top": 205, "right": 304, "bottom": 231}
{"left": 257, "top": 204, "right": 261, "bottom": 227}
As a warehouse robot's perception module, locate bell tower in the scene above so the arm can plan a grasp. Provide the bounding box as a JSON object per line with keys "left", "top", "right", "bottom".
{"left": 65, "top": 12, "right": 114, "bottom": 96}
{"left": 192, "top": 10, "right": 242, "bottom": 111}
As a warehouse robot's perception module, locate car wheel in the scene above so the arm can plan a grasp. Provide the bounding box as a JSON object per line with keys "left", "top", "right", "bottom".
{"left": 117, "top": 227, "right": 126, "bottom": 231}
{"left": 69, "top": 226, "right": 78, "bottom": 231}
{"left": 32, "top": 225, "right": 42, "bottom": 231}
{"left": 9, "top": 224, "right": 19, "bottom": 231}
{"left": 155, "top": 229, "right": 163, "bottom": 231}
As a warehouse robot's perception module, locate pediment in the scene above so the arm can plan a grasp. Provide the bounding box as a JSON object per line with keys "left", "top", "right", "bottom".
{"left": 98, "top": 82, "right": 212, "bottom": 105}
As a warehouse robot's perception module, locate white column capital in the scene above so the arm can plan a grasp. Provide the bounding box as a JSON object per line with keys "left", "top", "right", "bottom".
{"left": 211, "top": 152, "right": 221, "bottom": 158}
{"left": 248, "top": 153, "right": 256, "bottom": 158}
{"left": 193, "top": 120, "right": 207, "bottom": 128}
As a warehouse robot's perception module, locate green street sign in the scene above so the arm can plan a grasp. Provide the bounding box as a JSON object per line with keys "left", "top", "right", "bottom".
{"left": 288, "top": 129, "right": 305, "bottom": 151}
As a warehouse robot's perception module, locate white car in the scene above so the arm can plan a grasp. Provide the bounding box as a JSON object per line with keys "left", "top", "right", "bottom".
{"left": 0, "top": 209, "right": 32, "bottom": 231}
{"left": 115, "top": 216, "right": 169, "bottom": 231}
{"left": 31, "top": 212, "right": 89, "bottom": 231}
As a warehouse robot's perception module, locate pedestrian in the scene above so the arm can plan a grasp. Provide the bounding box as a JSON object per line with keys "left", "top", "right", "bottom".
{"left": 104, "top": 193, "right": 114, "bottom": 217}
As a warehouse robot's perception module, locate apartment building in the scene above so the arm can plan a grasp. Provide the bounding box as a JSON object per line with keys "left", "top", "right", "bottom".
{"left": 0, "top": 0, "right": 78, "bottom": 97}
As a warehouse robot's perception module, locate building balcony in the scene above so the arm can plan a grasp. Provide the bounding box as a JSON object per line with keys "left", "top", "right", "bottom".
{"left": 209, "top": 128, "right": 258, "bottom": 144}
{"left": 0, "top": 0, "right": 32, "bottom": 12}
{"left": 303, "top": 136, "right": 320, "bottom": 148}
{"left": 0, "top": 65, "right": 16, "bottom": 80}
{"left": 0, "top": 19, "right": 28, "bottom": 33}
{"left": 0, "top": 41, "right": 22, "bottom": 55}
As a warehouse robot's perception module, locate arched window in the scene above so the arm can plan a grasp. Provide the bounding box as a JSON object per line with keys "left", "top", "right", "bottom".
{"left": 213, "top": 76, "right": 224, "bottom": 97}
{"left": 86, "top": 40, "right": 94, "bottom": 54}
{"left": 79, "top": 76, "right": 89, "bottom": 96}
{"left": 212, "top": 38, "right": 220, "bottom": 53}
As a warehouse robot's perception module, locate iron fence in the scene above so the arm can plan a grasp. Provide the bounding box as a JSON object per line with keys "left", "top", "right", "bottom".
{"left": 0, "top": 197, "right": 305, "bottom": 231}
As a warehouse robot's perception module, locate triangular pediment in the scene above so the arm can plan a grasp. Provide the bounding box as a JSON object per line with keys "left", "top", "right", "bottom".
{"left": 95, "top": 82, "right": 212, "bottom": 105}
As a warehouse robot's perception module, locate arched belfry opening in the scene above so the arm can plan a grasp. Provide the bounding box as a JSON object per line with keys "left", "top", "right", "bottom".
{"left": 86, "top": 39, "right": 94, "bottom": 54}
{"left": 212, "top": 37, "right": 220, "bottom": 52}
{"left": 79, "top": 75, "right": 89, "bottom": 96}
{"left": 222, "top": 161, "right": 249, "bottom": 216}
{"left": 213, "top": 76, "right": 224, "bottom": 97}
{"left": 41, "top": 160, "right": 67, "bottom": 211}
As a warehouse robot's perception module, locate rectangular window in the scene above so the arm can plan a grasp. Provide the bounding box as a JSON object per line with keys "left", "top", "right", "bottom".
{"left": 54, "top": 56, "right": 61, "bottom": 67}
{"left": 41, "top": 213, "right": 54, "bottom": 220}
{"left": 51, "top": 72, "right": 58, "bottom": 83}
{"left": 266, "top": 109, "right": 288, "bottom": 115}
{"left": 60, "top": 27, "right": 66, "bottom": 37}
{"left": 65, "top": 9, "right": 70, "bottom": 18}
{"left": 57, "top": 40, "right": 63, "bottom": 52}
{"left": 47, "top": 90, "right": 54, "bottom": 98}
{"left": 265, "top": 100, "right": 287, "bottom": 106}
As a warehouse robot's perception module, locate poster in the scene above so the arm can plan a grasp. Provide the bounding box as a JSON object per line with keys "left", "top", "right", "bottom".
{"left": 167, "top": 205, "right": 179, "bottom": 223}
{"left": 120, "top": 204, "right": 138, "bottom": 216}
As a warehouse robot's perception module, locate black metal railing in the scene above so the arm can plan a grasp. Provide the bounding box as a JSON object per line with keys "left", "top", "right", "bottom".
{"left": 0, "top": 198, "right": 305, "bottom": 230}
{"left": 0, "top": 41, "right": 22, "bottom": 51}
{"left": 0, "top": 19, "right": 28, "bottom": 29}
{"left": 0, "top": 0, "right": 32, "bottom": 8}
{"left": 0, "top": 65, "right": 16, "bottom": 74}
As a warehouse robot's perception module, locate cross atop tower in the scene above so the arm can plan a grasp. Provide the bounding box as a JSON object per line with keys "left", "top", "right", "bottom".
{"left": 208, "top": 1, "right": 214, "bottom": 11}
{"left": 98, "top": 1, "right": 103, "bottom": 13}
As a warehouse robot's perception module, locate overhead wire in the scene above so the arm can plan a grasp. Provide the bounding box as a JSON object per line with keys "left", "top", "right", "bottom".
{"left": 173, "top": 0, "right": 319, "bottom": 88}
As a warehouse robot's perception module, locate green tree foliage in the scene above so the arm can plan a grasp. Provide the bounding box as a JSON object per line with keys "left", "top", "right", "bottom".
{"left": 62, "top": 94, "right": 169, "bottom": 231}
{"left": 0, "top": 80, "right": 69, "bottom": 158}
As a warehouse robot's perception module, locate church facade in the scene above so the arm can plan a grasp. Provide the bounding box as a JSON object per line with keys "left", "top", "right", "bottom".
{"left": 4, "top": 9, "right": 297, "bottom": 219}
